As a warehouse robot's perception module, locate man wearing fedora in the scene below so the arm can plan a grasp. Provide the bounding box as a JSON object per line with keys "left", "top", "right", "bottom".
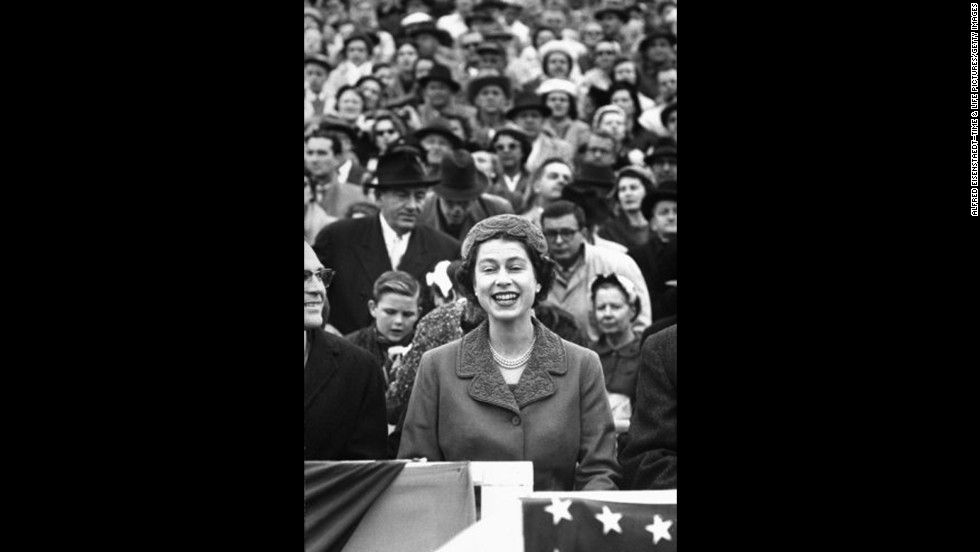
{"left": 645, "top": 142, "right": 676, "bottom": 185}
{"left": 416, "top": 64, "right": 477, "bottom": 128}
{"left": 507, "top": 91, "right": 575, "bottom": 173}
{"left": 418, "top": 150, "right": 514, "bottom": 241}
{"left": 314, "top": 150, "right": 461, "bottom": 335}
{"left": 628, "top": 180, "right": 677, "bottom": 324}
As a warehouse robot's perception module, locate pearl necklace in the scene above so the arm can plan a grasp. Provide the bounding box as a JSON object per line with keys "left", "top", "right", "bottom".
{"left": 489, "top": 337, "right": 536, "bottom": 369}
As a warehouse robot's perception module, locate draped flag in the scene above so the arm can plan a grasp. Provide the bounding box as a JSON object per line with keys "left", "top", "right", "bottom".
{"left": 304, "top": 461, "right": 406, "bottom": 552}
{"left": 522, "top": 497, "right": 677, "bottom": 552}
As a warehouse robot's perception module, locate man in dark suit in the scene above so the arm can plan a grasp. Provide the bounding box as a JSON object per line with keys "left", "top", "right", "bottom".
{"left": 305, "top": 241, "right": 387, "bottom": 460}
{"left": 314, "top": 150, "right": 461, "bottom": 335}
{"left": 628, "top": 180, "right": 677, "bottom": 324}
{"left": 619, "top": 323, "right": 677, "bottom": 489}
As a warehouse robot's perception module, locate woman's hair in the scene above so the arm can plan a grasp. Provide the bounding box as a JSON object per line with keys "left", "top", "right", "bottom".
{"left": 589, "top": 273, "right": 641, "bottom": 321}
{"left": 372, "top": 270, "right": 421, "bottom": 302}
{"left": 343, "top": 33, "right": 374, "bottom": 58}
{"left": 456, "top": 215, "right": 556, "bottom": 310}
{"left": 532, "top": 26, "right": 558, "bottom": 50}
{"left": 355, "top": 75, "right": 383, "bottom": 90}
{"left": 335, "top": 84, "right": 365, "bottom": 107}
{"left": 542, "top": 90, "right": 578, "bottom": 120}
{"left": 611, "top": 165, "right": 655, "bottom": 208}
{"left": 371, "top": 110, "right": 408, "bottom": 144}
{"left": 606, "top": 81, "right": 642, "bottom": 130}
{"left": 490, "top": 129, "right": 532, "bottom": 166}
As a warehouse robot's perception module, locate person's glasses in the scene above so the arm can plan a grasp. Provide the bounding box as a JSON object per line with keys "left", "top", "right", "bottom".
{"left": 306, "top": 149, "right": 331, "bottom": 156}
{"left": 305, "top": 268, "right": 336, "bottom": 287}
{"left": 495, "top": 143, "right": 519, "bottom": 151}
{"left": 587, "top": 147, "right": 612, "bottom": 155}
{"left": 543, "top": 228, "right": 579, "bottom": 241}
{"left": 377, "top": 128, "right": 399, "bottom": 136}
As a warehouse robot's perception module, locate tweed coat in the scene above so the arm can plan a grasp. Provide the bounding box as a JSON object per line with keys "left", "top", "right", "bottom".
{"left": 313, "top": 214, "right": 460, "bottom": 335}
{"left": 304, "top": 328, "right": 388, "bottom": 461}
{"left": 618, "top": 324, "right": 677, "bottom": 490}
{"left": 398, "top": 319, "right": 621, "bottom": 491}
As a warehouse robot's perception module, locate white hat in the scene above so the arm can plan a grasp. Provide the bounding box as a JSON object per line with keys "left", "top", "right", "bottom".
{"left": 536, "top": 78, "right": 578, "bottom": 97}
{"left": 400, "top": 12, "right": 433, "bottom": 26}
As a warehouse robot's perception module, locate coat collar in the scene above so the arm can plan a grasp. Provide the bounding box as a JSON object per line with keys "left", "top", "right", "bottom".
{"left": 456, "top": 318, "right": 567, "bottom": 414}
{"left": 304, "top": 329, "right": 342, "bottom": 411}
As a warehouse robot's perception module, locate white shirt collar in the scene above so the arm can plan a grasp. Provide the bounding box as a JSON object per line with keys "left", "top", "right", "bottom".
{"left": 378, "top": 213, "right": 412, "bottom": 269}
{"left": 337, "top": 159, "right": 352, "bottom": 184}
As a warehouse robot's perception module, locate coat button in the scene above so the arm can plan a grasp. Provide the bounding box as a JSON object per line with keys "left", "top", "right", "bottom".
{"left": 511, "top": 416, "right": 521, "bottom": 426}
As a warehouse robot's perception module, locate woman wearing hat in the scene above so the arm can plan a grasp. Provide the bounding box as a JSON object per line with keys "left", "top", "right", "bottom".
{"left": 597, "top": 165, "right": 656, "bottom": 250}
{"left": 588, "top": 272, "right": 645, "bottom": 433}
{"left": 538, "top": 78, "right": 592, "bottom": 152}
{"left": 398, "top": 214, "right": 621, "bottom": 491}
{"left": 520, "top": 40, "right": 583, "bottom": 96}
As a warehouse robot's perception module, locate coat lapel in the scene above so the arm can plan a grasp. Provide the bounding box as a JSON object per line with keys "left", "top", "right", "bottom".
{"left": 396, "top": 227, "right": 430, "bottom": 275}
{"left": 353, "top": 216, "right": 392, "bottom": 277}
{"left": 456, "top": 319, "right": 567, "bottom": 414}
{"left": 304, "top": 330, "right": 341, "bottom": 412}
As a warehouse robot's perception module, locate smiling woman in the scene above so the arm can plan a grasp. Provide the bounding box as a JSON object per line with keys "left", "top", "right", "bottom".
{"left": 398, "top": 214, "right": 622, "bottom": 491}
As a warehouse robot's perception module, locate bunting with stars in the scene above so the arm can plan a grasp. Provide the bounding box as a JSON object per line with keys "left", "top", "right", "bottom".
{"left": 522, "top": 497, "right": 677, "bottom": 552}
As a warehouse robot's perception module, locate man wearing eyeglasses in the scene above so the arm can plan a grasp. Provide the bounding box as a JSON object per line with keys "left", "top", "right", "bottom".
{"left": 313, "top": 149, "right": 460, "bottom": 335}
{"left": 541, "top": 199, "right": 652, "bottom": 343}
{"left": 304, "top": 241, "right": 388, "bottom": 461}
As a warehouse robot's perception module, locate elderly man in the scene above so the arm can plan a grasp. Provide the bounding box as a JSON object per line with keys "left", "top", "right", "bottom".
{"left": 541, "top": 199, "right": 652, "bottom": 343}
{"left": 418, "top": 149, "right": 513, "bottom": 240}
{"left": 313, "top": 150, "right": 460, "bottom": 334}
{"left": 305, "top": 241, "right": 388, "bottom": 460}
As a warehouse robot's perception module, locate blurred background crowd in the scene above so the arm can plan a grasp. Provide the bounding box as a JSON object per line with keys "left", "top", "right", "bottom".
{"left": 304, "top": 0, "right": 677, "bottom": 469}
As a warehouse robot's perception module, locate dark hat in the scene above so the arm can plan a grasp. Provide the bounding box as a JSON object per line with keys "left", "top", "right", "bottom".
{"left": 506, "top": 91, "right": 552, "bottom": 119}
{"left": 432, "top": 150, "right": 488, "bottom": 201}
{"left": 467, "top": 75, "right": 512, "bottom": 103}
{"left": 572, "top": 162, "right": 617, "bottom": 193}
{"left": 472, "top": 0, "right": 509, "bottom": 12}
{"left": 640, "top": 180, "right": 677, "bottom": 219}
{"left": 594, "top": 6, "right": 630, "bottom": 23}
{"left": 639, "top": 30, "right": 677, "bottom": 52}
{"left": 369, "top": 150, "right": 441, "bottom": 189}
{"left": 645, "top": 144, "right": 677, "bottom": 166}
{"left": 343, "top": 32, "right": 376, "bottom": 53}
{"left": 476, "top": 42, "right": 504, "bottom": 56}
{"left": 464, "top": 11, "right": 496, "bottom": 27}
{"left": 417, "top": 64, "right": 461, "bottom": 93}
{"left": 407, "top": 21, "right": 454, "bottom": 47}
{"left": 561, "top": 184, "right": 613, "bottom": 228}
{"left": 304, "top": 7, "right": 325, "bottom": 25}
{"left": 304, "top": 53, "right": 331, "bottom": 72}
{"left": 413, "top": 119, "right": 464, "bottom": 149}
{"left": 485, "top": 30, "right": 516, "bottom": 43}
{"left": 316, "top": 116, "right": 358, "bottom": 143}
{"left": 616, "top": 165, "right": 655, "bottom": 190}
{"left": 659, "top": 102, "right": 677, "bottom": 128}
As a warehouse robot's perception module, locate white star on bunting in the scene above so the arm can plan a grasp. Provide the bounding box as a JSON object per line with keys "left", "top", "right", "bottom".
{"left": 645, "top": 514, "right": 673, "bottom": 545}
{"left": 544, "top": 497, "right": 573, "bottom": 525}
{"left": 594, "top": 505, "right": 623, "bottom": 535}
